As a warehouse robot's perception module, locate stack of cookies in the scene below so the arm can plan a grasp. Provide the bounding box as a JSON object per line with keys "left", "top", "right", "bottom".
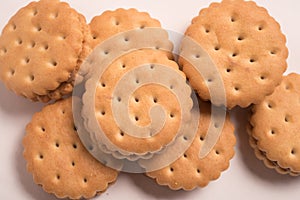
{"left": 0, "top": 0, "right": 298, "bottom": 199}
{"left": 0, "top": 0, "right": 89, "bottom": 102}
{"left": 248, "top": 73, "right": 300, "bottom": 176}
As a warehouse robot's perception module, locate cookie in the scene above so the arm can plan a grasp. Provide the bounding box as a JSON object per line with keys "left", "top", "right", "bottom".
{"left": 82, "top": 48, "right": 192, "bottom": 160}
{"left": 249, "top": 73, "right": 300, "bottom": 176}
{"left": 88, "top": 8, "right": 161, "bottom": 50}
{"left": 0, "top": 0, "right": 89, "bottom": 102}
{"left": 23, "top": 98, "right": 118, "bottom": 199}
{"left": 78, "top": 8, "right": 172, "bottom": 81}
{"left": 146, "top": 101, "right": 236, "bottom": 190}
{"left": 179, "top": 0, "right": 288, "bottom": 109}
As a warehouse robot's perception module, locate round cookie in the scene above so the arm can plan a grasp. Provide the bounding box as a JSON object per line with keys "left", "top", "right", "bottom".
{"left": 88, "top": 8, "right": 161, "bottom": 50}
{"left": 23, "top": 98, "right": 118, "bottom": 199}
{"left": 0, "top": 0, "right": 89, "bottom": 102}
{"left": 82, "top": 49, "right": 191, "bottom": 159}
{"left": 179, "top": 0, "right": 288, "bottom": 109}
{"left": 249, "top": 73, "right": 300, "bottom": 176}
{"left": 79, "top": 8, "right": 172, "bottom": 80}
{"left": 146, "top": 101, "right": 236, "bottom": 190}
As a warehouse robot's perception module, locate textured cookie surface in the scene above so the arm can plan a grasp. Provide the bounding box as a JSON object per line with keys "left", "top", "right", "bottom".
{"left": 0, "top": 0, "right": 88, "bottom": 102}
{"left": 146, "top": 101, "right": 236, "bottom": 190}
{"left": 23, "top": 98, "right": 118, "bottom": 199}
{"left": 249, "top": 73, "right": 300, "bottom": 175}
{"left": 89, "top": 49, "right": 187, "bottom": 156}
{"left": 179, "top": 0, "right": 288, "bottom": 109}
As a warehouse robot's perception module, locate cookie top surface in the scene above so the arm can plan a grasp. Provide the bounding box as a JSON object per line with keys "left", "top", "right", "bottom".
{"left": 88, "top": 8, "right": 161, "bottom": 49}
{"left": 146, "top": 101, "right": 236, "bottom": 190}
{"left": 23, "top": 98, "right": 118, "bottom": 199}
{"left": 179, "top": 0, "right": 288, "bottom": 109}
{"left": 0, "top": 0, "right": 87, "bottom": 101}
{"left": 250, "top": 73, "right": 300, "bottom": 173}
{"left": 82, "top": 49, "right": 190, "bottom": 157}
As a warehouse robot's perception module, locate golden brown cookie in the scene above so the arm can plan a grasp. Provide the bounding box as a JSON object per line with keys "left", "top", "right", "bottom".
{"left": 249, "top": 73, "right": 300, "bottom": 176}
{"left": 179, "top": 0, "right": 288, "bottom": 109}
{"left": 88, "top": 8, "right": 161, "bottom": 50}
{"left": 146, "top": 101, "right": 236, "bottom": 190}
{"left": 78, "top": 8, "right": 172, "bottom": 81}
{"left": 23, "top": 98, "right": 118, "bottom": 199}
{"left": 0, "top": 0, "right": 89, "bottom": 102}
{"left": 82, "top": 48, "right": 192, "bottom": 160}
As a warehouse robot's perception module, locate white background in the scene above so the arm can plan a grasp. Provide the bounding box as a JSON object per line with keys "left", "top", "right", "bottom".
{"left": 1, "top": 0, "right": 300, "bottom": 199}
